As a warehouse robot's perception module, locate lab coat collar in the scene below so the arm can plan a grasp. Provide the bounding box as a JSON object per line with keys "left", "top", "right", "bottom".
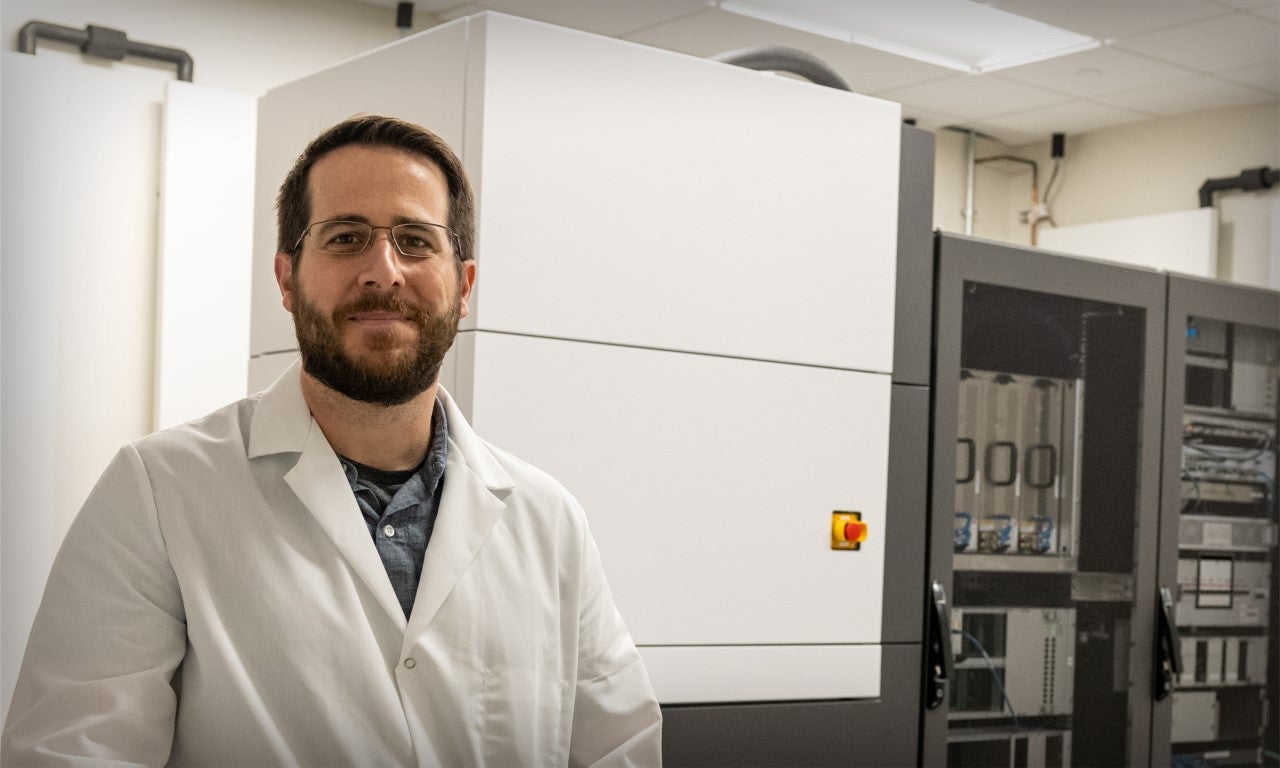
{"left": 245, "top": 359, "right": 515, "bottom": 635}
{"left": 247, "top": 360, "right": 514, "bottom": 493}
{"left": 246, "top": 360, "right": 312, "bottom": 459}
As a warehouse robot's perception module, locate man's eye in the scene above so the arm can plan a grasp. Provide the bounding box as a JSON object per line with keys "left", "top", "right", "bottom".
{"left": 329, "top": 232, "right": 363, "bottom": 245}
{"left": 400, "top": 235, "right": 432, "bottom": 249}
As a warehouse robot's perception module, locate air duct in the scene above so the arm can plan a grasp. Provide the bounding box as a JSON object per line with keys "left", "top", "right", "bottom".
{"left": 711, "top": 46, "right": 851, "bottom": 91}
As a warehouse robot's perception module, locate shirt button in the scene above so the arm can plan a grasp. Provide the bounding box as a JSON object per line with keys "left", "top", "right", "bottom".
{"left": 404, "top": 658, "right": 416, "bottom": 669}
{"left": 383, "top": 524, "right": 396, "bottom": 538}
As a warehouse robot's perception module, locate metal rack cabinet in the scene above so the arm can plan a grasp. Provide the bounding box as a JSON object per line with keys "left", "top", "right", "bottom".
{"left": 923, "top": 234, "right": 1167, "bottom": 767}
{"left": 1157, "top": 275, "right": 1279, "bottom": 768}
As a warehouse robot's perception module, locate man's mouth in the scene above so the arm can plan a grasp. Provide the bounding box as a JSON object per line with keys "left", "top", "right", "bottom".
{"left": 349, "top": 311, "right": 407, "bottom": 323}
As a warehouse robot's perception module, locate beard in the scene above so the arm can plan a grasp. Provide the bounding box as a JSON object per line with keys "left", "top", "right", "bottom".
{"left": 292, "top": 277, "right": 461, "bottom": 407}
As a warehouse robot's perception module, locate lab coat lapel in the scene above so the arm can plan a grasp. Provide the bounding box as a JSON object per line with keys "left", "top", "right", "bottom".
{"left": 285, "top": 426, "right": 408, "bottom": 632}
{"left": 405, "top": 442, "right": 505, "bottom": 637}
{"left": 250, "top": 361, "right": 407, "bottom": 632}
{"left": 405, "top": 390, "right": 510, "bottom": 638}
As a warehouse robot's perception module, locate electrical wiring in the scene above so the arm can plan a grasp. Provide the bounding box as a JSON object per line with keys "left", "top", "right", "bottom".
{"left": 1043, "top": 159, "right": 1063, "bottom": 205}
{"left": 952, "top": 628, "right": 1022, "bottom": 730}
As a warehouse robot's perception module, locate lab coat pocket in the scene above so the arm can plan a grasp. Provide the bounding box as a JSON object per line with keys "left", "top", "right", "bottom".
{"left": 478, "top": 659, "right": 572, "bottom": 768}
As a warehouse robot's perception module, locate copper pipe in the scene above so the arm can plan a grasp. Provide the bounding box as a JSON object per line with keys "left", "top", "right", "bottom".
{"left": 976, "top": 155, "right": 1041, "bottom": 245}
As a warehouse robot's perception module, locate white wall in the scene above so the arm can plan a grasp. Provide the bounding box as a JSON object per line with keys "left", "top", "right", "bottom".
{"left": 0, "top": 0, "right": 446, "bottom": 721}
{"left": 940, "top": 101, "right": 1280, "bottom": 287}
{"left": 2, "top": 49, "right": 169, "bottom": 723}
{"left": 1, "top": 0, "right": 438, "bottom": 96}
{"left": 932, "top": 128, "right": 1016, "bottom": 243}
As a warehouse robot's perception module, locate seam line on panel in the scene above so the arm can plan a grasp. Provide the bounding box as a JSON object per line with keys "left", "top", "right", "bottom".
{"left": 474, "top": 329, "right": 891, "bottom": 376}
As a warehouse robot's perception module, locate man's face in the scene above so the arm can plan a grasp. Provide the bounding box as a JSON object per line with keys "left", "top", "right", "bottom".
{"left": 274, "top": 145, "right": 476, "bottom": 406}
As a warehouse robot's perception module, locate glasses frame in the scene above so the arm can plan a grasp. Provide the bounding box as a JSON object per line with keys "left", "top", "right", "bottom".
{"left": 292, "top": 219, "right": 461, "bottom": 260}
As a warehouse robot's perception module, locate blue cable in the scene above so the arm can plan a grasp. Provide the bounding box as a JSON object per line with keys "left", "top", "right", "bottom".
{"left": 952, "top": 628, "right": 1023, "bottom": 731}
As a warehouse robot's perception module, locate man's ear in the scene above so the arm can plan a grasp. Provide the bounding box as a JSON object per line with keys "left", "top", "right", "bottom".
{"left": 458, "top": 260, "right": 477, "bottom": 319}
{"left": 274, "top": 252, "right": 295, "bottom": 313}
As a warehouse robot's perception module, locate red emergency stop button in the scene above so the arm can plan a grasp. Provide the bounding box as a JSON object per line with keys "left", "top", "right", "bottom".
{"left": 831, "top": 511, "right": 867, "bottom": 550}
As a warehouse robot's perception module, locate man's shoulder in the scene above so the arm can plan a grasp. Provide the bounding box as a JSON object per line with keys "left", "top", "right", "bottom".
{"left": 131, "top": 392, "right": 263, "bottom": 467}
{"left": 478, "top": 438, "right": 578, "bottom": 504}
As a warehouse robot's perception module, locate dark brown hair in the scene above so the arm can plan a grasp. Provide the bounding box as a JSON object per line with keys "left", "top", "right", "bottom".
{"left": 276, "top": 115, "right": 476, "bottom": 267}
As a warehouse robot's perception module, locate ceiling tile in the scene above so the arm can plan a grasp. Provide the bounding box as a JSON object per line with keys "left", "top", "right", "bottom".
{"left": 978, "top": 99, "right": 1154, "bottom": 142}
{"left": 806, "top": 41, "right": 959, "bottom": 95}
{"left": 621, "top": 7, "right": 839, "bottom": 58}
{"left": 991, "top": 45, "right": 1196, "bottom": 97}
{"left": 1247, "top": 2, "right": 1280, "bottom": 19}
{"left": 446, "top": 0, "right": 707, "bottom": 36}
{"left": 989, "top": 0, "right": 1229, "bottom": 38}
{"left": 1212, "top": 0, "right": 1277, "bottom": 9}
{"left": 1093, "top": 74, "right": 1276, "bottom": 114}
{"left": 878, "top": 74, "right": 1070, "bottom": 121}
{"left": 1217, "top": 60, "right": 1280, "bottom": 92}
{"left": 1115, "top": 12, "right": 1279, "bottom": 72}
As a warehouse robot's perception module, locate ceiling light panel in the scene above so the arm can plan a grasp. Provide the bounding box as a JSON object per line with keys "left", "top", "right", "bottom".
{"left": 717, "top": 0, "right": 1100, "bottom": 73}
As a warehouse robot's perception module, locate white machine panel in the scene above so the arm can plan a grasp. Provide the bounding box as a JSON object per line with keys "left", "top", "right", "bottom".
{"left": 642, "top": 644, "right": 882, "bottom": 704}
{"left": 251, "top": 13, "right": 905, "bottom": 706}
{"left": 470, "top": 15, "right": 901, "bottom": 373}
{"left": 462, "top": 331, "right": 890, "bottom": 647}
{"left": 250, "top": 20, "right": 470, "bottom": 357}
{"left": 248, "top": 351, "right": 300, "bottom": 395}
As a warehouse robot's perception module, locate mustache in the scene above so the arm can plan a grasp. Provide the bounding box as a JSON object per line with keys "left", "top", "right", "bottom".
{"left": 336, "top": 293, "right": 424, "bottom": 321}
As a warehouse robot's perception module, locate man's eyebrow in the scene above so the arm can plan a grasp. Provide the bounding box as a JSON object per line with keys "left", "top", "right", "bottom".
{"left": 322, "top": 214, "right": 446, "bottom": 226}
{"left": 323, "top": 213, "right": 371, "bottom": 224}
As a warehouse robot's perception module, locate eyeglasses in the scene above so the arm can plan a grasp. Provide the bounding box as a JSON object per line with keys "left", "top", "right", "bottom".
{"left": 293, "top": 220, "right": 458, "bottom": 259}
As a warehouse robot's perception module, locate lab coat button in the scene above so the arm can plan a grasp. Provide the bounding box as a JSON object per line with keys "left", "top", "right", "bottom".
{"left": 404, "top": 657, "right": 416, "bottom": 669}
{"left": 383, "top": 524, "right": 396, "bottom": 538}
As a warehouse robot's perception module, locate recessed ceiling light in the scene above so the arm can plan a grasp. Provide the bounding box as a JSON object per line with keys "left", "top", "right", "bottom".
{"left": 717, "top": 0, "right": 1101, "bottom": 74}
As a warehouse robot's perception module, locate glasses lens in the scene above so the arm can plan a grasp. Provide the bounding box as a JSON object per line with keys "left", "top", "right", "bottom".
{"left": 311, "top": 221, "right": 371, "bottom": 255}
{"left": 393, "top": 223, "right": 450, "bottom": 258}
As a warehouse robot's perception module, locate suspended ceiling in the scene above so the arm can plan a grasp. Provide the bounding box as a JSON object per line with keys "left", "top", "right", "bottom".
{"left": 354, "top": 0, "right": 1280, "bottom": 146}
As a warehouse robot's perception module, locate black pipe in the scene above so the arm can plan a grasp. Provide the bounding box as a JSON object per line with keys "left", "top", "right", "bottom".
{"left": 711, "top": 46, "right": 850, "bottom": 91}
{"left": 1198, "top": 166, "right": 1278, "bottom": 207}
{"left": 17, "top": 20, "right": 193, "bottom": 82}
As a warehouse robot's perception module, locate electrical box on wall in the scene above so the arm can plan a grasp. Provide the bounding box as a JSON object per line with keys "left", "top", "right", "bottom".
{"left": 250, "top": 12, "right": 904, "bottom": 706}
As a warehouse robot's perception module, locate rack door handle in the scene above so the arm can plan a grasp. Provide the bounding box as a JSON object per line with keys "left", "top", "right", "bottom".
{"left": 924, "top": 580, "right": 953, "bottom": 710}
{"left": 1154, "top": 586, "right": 1181, "bottom": 701}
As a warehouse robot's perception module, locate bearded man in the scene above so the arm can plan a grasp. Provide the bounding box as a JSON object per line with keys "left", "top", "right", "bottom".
{"left": 2, "top": 115, "right": 662, "bottom": 767}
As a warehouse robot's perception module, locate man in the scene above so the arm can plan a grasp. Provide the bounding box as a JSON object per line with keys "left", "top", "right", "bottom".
{"left": 2, "top": 115, "right": 662, "bottom": 766}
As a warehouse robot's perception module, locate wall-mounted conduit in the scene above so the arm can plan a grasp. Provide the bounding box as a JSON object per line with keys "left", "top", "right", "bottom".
{"left": 1198, "top": 166, "right": 1278, "bottom": 208}
{"left": 17, "top": 21, "right": 193, "bottom": 82}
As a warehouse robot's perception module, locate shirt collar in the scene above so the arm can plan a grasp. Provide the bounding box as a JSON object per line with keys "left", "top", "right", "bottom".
{"left": 335, "top": 397, "right": 448, "bottom": 494}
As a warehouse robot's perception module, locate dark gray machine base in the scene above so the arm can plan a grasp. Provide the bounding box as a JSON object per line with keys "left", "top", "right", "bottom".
{"left": 661, "top": 644, "right": 921, "bottom": 767}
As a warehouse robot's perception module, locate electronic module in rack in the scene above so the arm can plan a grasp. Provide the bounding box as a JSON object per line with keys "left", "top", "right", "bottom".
{"left": 1172, "top": 316, "right": 1278, "bottom": 766}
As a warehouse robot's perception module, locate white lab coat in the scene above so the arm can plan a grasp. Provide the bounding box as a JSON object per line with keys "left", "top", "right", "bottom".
{"left": 2, "top": 363, "right": 662, "bottom": 767}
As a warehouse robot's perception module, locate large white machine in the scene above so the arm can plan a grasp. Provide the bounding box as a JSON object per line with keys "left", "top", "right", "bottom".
{"left": 250, "top": 12, "right": 903, "bottom": 706}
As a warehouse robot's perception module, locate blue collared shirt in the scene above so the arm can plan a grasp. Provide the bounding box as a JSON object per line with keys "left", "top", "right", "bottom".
{"left": 337, "top": 399, "right": 448, "bottom": 620}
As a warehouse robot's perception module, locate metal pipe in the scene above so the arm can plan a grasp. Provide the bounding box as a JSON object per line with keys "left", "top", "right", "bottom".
{"left": 16, "top": 20, "right": 193, "bottom": 81}
{"left": 1198, "top": 166, "right": 1278, "bottom": 207}
{"left": 976, "top": 155, "right": 1041, "bottom": 245}
{"left": 964, "top": 129, "right": 975, "bottom": 235}
{"left": 711, "top": 46, "right": 851, "bottom": 91}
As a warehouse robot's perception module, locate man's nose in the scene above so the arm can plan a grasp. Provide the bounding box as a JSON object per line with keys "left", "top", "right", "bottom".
{"left": 359, "top": 231, "right": 405, "bottom": 288}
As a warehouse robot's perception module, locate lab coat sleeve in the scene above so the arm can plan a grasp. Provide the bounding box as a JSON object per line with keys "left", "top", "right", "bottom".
{"left": 567, "top": 529, "right": 662, "bottom": 768}
{"left": 1, "top": 445, "right": 187, "bottom": 767}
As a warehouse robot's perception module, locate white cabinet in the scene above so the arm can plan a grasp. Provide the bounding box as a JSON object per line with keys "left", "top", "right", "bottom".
{"left": 254, "top": 12, "right": 902, "bottom": 704}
